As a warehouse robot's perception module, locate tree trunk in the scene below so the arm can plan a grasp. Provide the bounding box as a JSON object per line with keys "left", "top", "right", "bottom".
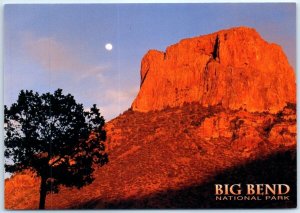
{"left": 39, "top": 176, "right": 47, "bottom": 209}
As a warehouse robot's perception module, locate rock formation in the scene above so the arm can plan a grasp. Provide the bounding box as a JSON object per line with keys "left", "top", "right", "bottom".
{"left": 5, "top": 103, "right": 297, "bottom": 209}
{"left": 132, "top": 26, "right": 296, "bottom": 113}
{"left": 5, "top": 26, "right": 297, "bottom": 209}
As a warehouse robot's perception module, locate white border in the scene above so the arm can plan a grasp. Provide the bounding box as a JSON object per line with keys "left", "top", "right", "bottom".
{"left": 0, "top": 0, "right": 298, "bottom": 212}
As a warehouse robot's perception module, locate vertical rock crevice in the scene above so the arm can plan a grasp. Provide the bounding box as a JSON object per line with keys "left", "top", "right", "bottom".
{"left": 212, "top": 35, "right": 220, "bottom": 61}
{"left": 131, "top": 27, "right": 295, "bottom": 113}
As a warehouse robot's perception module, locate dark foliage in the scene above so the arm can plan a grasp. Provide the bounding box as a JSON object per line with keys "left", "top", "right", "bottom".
{"left": 4, "top": 89, "right": 108, "bottom": 209}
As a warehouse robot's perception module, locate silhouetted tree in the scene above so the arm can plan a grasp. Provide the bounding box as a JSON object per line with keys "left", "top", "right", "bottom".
{"left": 4, "top": 89, "right": 108, "bottom": 209}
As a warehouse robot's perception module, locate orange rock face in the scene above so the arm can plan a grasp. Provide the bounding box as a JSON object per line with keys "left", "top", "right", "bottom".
{"left": 132, "top": 27, "right": 296, "bottom": 113}
{"left": 5, "top": 26, "right": 297, "bottom": 209}
{"left": 5, "top": 103, "right": 296, "bottom": 209}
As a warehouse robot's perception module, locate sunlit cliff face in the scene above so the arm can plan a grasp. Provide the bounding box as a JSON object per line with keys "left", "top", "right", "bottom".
{"left": 5, "top": 27, "right": 296, "bottom": 209}
{"left": 132, "top": 27, "right": 295, "bottom": 113}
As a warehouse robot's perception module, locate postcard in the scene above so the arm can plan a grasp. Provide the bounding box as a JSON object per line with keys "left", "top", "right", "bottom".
{"left": 3, "top": 3, "right": 296, "bottom": 209}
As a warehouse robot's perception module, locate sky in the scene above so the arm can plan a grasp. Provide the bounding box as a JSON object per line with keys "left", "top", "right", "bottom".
{"left": 4, "top": 3, "right": 296, "bottom": 121}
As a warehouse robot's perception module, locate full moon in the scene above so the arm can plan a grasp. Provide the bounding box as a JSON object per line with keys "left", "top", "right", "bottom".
{"left": 105, "top": 43, "right": 113, "bottom": 51}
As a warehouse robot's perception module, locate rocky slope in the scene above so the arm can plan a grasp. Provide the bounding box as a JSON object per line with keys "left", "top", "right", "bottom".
{"left": 5, "top": 26, "right": 296, "bottom": 209}
{"left": 5, "top": 103, "right": 296, "bottom": 209}
{"left": 132, "top": 27, "right": 295, "bottom": 113}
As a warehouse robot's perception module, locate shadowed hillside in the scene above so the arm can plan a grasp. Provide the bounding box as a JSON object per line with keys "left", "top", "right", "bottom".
{"left": 5, "top": 26, "right": 296, "bottom": 209}
{"left": 73, "top": 149, "right": 296, "bottom": 209}
{"left": 5, "top": 102, "right": 296, "bottom": 209}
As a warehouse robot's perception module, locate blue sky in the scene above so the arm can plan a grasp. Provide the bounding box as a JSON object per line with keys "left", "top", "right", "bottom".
{"left": 4, "top": 3, "right": 296, "bottom": 120}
